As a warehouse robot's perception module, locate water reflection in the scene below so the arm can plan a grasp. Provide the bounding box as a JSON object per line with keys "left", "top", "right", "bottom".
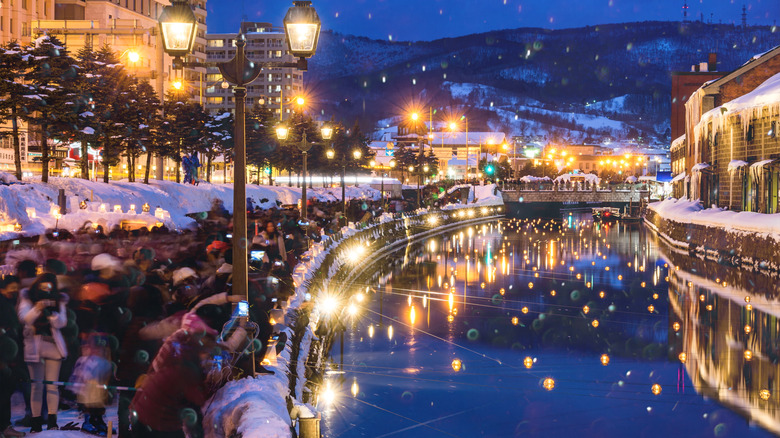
{"left": 322, "top": 214, "right": 775, "bottom": 437}
{"left": 665, "top": 243, "right": 780, "bottom": 435}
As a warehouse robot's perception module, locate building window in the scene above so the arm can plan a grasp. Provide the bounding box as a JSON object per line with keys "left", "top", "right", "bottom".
{"left": 21, "top": 22, "right": 29, "bottom": 36}
{"left": 746, "top": 124, "right": 754, "bottom": 143}
{"left": 22, "top": 0, "right": 27, "bottom": 9}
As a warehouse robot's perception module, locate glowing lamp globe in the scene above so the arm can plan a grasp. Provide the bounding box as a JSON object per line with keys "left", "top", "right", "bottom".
{"left": 158, "top": 0, "right": 198, "bottom": 58}
{"left": 523, "top": 357, "right": 533, "bottom": 369}
{"left": 283, "top": 1, "right": 321, "bottom": 59}
{"left": 600, "top": 354, "right": 610, "bottom": 366}
{"left": 760, "top": 389, "right": 771, "bottom": 401}
{"left": 326, "top": 149, "right": 335, "bottom": 160}
{"left": 127, "top": 51, "right": 140, "bottom": 63}
{"left": 276, "top": 126, "right": 289, "bottom": 140}
{"left": 321, "top": 125, "right": 333, "bottom": 140}
{"left": 353, "top": 150, "right": 362, "bottom": 159}
{"left": 678, "top": 352, "right": 687, "bottom": 363}
{"left": 543, "top": 378, "right": 555, "bottom": 391}
{"left": 651, "top": 384, "right": 662, "bottom": 396}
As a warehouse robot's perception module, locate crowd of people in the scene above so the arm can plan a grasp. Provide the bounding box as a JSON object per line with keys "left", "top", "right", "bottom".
{"left": 0, "top": 190, "right": 445, "bottom": 438}
{"left": 0, "top": 198, "right": 334, "bottom": 438}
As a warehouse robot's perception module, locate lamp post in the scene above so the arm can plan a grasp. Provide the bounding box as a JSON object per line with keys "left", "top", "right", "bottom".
{"left": 159, "top": 0, "right": 321, "bottom": 301}
{"left": 326, "top": 140, "right": 362, "bottom": 220}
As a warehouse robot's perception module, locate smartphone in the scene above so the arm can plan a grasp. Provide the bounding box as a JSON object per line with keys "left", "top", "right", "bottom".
{"left": 250, "top": 250, "right": 265, "bottom": 261}
{"left": 271, "top": 334, "right": 280, "bottom": 341}
{"left": 226, "top": 233, "right": 233, "bottom": 239}
{"left": 271, "top": 298, "right": 278, "bottom": 303}
{"left": 237, "top": 300, "right": 249, "bottom": 317}
{"left": 52, "top": 231, "right": 59, "bottom": 237}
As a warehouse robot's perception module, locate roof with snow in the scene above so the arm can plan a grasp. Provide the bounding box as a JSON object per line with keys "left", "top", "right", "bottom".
{"left": 430, "top": 132, "right": 507, "bottom": 146}
{"left": 703, "top": 45, "right": 780, "bottom": 93}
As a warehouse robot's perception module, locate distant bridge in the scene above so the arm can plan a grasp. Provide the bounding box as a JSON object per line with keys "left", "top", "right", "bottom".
{"left": 502, "top": 186, "right": 650, "bottom": 204}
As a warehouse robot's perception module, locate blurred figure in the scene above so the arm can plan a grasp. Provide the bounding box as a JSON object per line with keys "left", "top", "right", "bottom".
{"left": 0, "top": 276, "right": 25, "bottom": 437}
{"left": 17, "top": 273, "right": 69, "bottom": 432}
{"left": 70, "top": 334, "right": 113, "bottom": 436}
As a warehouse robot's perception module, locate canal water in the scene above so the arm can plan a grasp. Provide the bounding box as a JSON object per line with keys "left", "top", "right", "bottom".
{"left": 321, "top": 212, "right": 779, "bottom": 437}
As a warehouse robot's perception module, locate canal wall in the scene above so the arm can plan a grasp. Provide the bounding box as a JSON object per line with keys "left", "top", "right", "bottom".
{"left": 644, "top": 207, "right": 780, "bottom": 272}
{"left": 202, "top": 204, "right": 505, "bottom": 438}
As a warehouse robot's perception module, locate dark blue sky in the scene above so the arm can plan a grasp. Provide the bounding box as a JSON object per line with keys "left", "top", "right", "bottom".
{"left": 207, "top": 0, "right": 779, "bottom": 41}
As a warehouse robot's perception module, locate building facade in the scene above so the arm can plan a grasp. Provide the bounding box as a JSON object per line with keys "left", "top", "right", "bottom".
{"left": 0, "top": 0, "right": 55, "bottom": 45}
{"left": 670, "top": 53, "right": 722, "bottom": 140}
{"left": 30, "top": 0, "right": 207, "bottom": 103}
{"left": 682, "top": 46, "right": 780, "bottom": 212}
{"left": 204, "top": 22, "right": 304, "bottom": 117}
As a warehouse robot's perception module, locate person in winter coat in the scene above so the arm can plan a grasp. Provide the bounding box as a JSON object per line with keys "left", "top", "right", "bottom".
{"left": 251, "top": 221, "right": 286, "bottom": 262}
{"left": 0, "top": 276, "right": 26, "bottom": 438}
{"left": 17, "top": 273, "right": 69, "bottom": 432}
{"left": 130, "top": 305, "right": 243, "bottom": 438}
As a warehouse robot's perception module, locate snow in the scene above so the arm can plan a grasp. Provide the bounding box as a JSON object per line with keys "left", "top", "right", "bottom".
{"left": 519, "top": 176, "right": 551, "bottom": 183}
{"left": 0, "top": 177, "right": 381, "bottom": 241}
{"left": 80, "top": 127, "right": 95, "bottom": 135}
{"left": 554, "top": 173, "right": 600, "bottom": 184}
{"left": 691, "top": 163, "right": 710, "bottom": 172}
{"left": 695, "top": 72, "right": 780, "bottom": 147}
{"left": 472, "top": 184, "right": 502, "bottom": 205}
{"left": 625, "top": 175, "right": 638, "bottom": 183}
{"left": 649, "top": 198, "right": 780, "bottom": 241}
{"left": 727, "top": 160, "right": 748, "bottom": 173}
{"left": 671, "top": 172, "right": 686, "bottom": 183}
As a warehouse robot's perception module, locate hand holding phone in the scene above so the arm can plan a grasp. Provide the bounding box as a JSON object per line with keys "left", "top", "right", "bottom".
{"left": 237, "top": 300, "right": 249, "bottom": 317}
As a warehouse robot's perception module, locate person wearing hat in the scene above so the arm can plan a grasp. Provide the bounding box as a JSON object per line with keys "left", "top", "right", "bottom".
{"left": 75, "top": 253, "right": 125, "bottom": 338}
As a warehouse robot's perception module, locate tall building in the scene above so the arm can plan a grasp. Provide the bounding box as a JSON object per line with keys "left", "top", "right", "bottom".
{"left": 0, "top": 0, "right": 55, "bottom": 44}
{"left": 670, "top": 53, "right": 721, "bottom": 141}
{"left": 204, "top": 22, "right": 304, "bottom": 117}
{"left": 29, "top": 0, "right": 207, "bottom": 102}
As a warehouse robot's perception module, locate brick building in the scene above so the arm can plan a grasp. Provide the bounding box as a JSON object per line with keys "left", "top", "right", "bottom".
{"left": 670, "top": 53, "right": 722, "bottom": 140}
{"left": 682, "top": 45, "right": 780, "bottom": 212}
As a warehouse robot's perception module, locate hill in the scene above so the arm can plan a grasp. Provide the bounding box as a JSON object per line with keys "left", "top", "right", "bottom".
{"left": 305, "top": 21, "right": 778, "bottom": 144}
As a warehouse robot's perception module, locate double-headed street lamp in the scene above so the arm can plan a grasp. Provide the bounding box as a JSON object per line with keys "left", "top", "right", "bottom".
{"left": 159, "top": 0, "right": 321, "bottom": 300}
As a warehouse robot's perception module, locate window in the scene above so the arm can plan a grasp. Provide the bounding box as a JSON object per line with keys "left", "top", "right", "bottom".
{"left": 22, "top": 0, "right": 27, "bottom": 10}
{"left": 206, "top": 97, "right": 223, "bottom": 105}
{"left": 21, "top": 22, "right": 29, "bottom": 37}
{"left": 746, "top": 124, "right": 754, "bottom": 143}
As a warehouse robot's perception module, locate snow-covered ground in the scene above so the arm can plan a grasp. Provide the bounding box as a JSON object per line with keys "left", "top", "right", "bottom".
{"left": 0, "top": 175, "right": 381, "bottom": 241}
{"left": 648, "top": 198, "right": 780, "bottom": 241}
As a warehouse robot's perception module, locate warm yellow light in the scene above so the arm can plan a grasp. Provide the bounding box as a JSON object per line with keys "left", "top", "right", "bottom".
{"left": 543, "top": 378, "right": 555, "bottom": 391}
{"left": 172, "top": 79, "right": 183, "bottom": 90}
{"left": 410, "top": 305, "right": 416, "bottom": 325}
{"left": 524, "top": 357, "right": 533, "bottom": 369}
{"left": 678, "top": 352, "right": 687, "bottom": 363}
{"left": 350, "top": 378, "right": 359, "bottom": 397}
{"left": 411, "top": 112, "right": 419, "bottom": 121}
{"left": 647, "top": 305, "right": 655, "bottom": 313}
{"left": 296, "top": 96, "right": 305, "bottom": 106}
{"left": 582, "top": 305, "right": 590, "bottom": 314}
{"left": 326, "top": 149, "right": 335, "bottom": 159}
{"left": 276, "top": 126, "right": 289, "bottom": 140}
{"left": 451, "top": 359, "right": 462, "bottom": 372}
{"left": 744, "top": 350, "right": 753, "bottom": 361}
{"left": 591, "top": 319, "right": 599, "bottom": 328}
{"left": 511, "top": 316, "right": 519, "bottom": 325}
{"left": 651, "top": 383, "right": 662, "bottom": 395}
{"left": 672, "top": 322, "right": 681, "bottom": 332}
{"left": 745, "top": 324, "right": 752, "bottom": 334}
{"left": 352, "top": 150, "right": 362, "bottom": 159}
{"left": 521, "top": 306, "right": 529, "bottom": 314}
{"left": 600, "top": 354, "right": 610, "bottom": 366}
{"left": 127, "top": 50, "right": 140, "bottom": 63}
{"left": 449, "top": 122, "right": 458, "bottom": 131}
{"left": 760, "top": 389, "right": 771, "bottom": 401}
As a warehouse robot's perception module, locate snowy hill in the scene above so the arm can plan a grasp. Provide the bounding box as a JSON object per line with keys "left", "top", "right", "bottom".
{"left": 307, "top": 21, "right": 778, "bottom": 143}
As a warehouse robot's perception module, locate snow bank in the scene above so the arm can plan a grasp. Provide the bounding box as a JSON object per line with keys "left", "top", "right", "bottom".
{"left": 554, "top": 173, "right": 600, "bottom": 184}
{"left": 728, "top": 160, "right": 748, "bottom": 173}
{"left": 519, "top": 176, "right": 551, "bottom": 183}
{"left": 649, "top": 198, "right": 780, "bottom": 240}
{"left": 0, "top": 177, "right": 380, "bottom": 241}
{"left": 472, "top": 184, "right": 503, "bottom": 206}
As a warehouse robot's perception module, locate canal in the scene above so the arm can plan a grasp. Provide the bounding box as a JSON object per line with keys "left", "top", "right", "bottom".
{"left": 320, "top": 212, "right": 779, "bottom": 437}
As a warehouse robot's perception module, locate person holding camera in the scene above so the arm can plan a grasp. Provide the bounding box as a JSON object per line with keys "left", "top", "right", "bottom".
{"left": 17, "top": 273, "right": 69, "bottom": 432}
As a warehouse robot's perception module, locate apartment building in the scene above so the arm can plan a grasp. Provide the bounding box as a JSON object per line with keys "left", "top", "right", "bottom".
{"left": 204, "top": 22, "right": 304, "bottom": 117}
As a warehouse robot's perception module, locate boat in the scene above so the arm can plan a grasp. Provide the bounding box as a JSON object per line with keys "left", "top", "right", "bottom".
{"left": 592, "top": 207, "right": 620, "bottom": 222}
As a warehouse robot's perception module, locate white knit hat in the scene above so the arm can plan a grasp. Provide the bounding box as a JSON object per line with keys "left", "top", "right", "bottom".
{"left": 91, "top": 253, "right": 121, "bottom": 271}
{"left": 172, "top": 267, "right": 198, "bottom": 286}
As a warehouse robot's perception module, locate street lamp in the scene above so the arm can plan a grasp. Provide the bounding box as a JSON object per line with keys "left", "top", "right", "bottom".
{"left": 159, "top": 0, "right": 321, "bottom": 303}
{"left": 326, "top": 136, "right": 363, "bottom": 219}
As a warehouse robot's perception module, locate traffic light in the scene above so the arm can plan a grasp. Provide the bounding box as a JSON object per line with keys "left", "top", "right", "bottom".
{"left": 485, "top": 164, "right": 495, "bottom": 175}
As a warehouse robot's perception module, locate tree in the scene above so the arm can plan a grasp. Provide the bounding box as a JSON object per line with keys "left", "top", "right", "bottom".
{"left": 0, "top": 41, "right": 30, "bottom": 180}
{"left": 246, "top": 104, "right": 278, "bottom": 183}
{"left": 518, "top": 160, "right": 559, "bottom": 178}
{"left": 23, "top": 35, "right": 79, "bottom": 183}
{"left": 126, "top": 79, "right": 160, "bottom": 183}
{"left": 160, "top": 91, "right": 207, "bottom": 183}
{"left": 203, "top": 111, "right": 234, "bottom": 183}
